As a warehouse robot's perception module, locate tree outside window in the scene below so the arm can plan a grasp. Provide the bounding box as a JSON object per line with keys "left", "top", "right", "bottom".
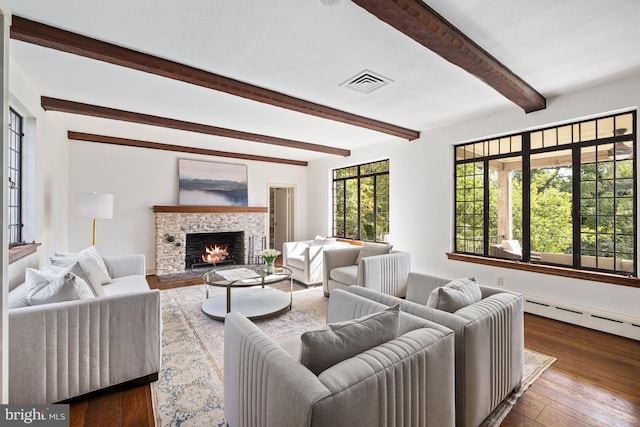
{"left": 454, "top": 111, "right": 636, "bottom": 277}
{"left": 333, "top": 160, "right": 389, "bottom": 242}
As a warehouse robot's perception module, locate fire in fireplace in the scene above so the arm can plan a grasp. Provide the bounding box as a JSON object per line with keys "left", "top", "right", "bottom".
{"left": 185, "top": 231, "right": 244, "bottom": 270}
{"left": 202, "top": 245, "right": 229, "bottom": 263}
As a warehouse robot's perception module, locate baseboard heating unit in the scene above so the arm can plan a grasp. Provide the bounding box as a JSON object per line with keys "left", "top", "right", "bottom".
{"left": 524, "top": 296, "right": 640, "bottom": 341}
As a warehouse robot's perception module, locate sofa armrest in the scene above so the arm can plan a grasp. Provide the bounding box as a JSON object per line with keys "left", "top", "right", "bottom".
{"left": 103, "top": 254, "right": 145, "bottom": 278}
{"left": 358, "top": 251, "right": 411, "bottom": 297}
{"left": 9, "top": 290, "right": 161, "bottom": 404}
{"left": 224, "top": 312, "right": 330, "bottom": 426}
{"left": 282, "top": 240, "right": 312, "bottom": 263}
{"left": 453, "top": 293, "right": 524, "bottom": 426}
{"left": 479, "top": 284, "right": 520, "bottom": 299}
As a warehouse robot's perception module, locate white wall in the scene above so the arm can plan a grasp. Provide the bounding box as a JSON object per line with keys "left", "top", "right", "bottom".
{"left": 8, "top": 42, "right": 639, "bottom": 319}
{"left": 67, "top": 142, "right": 307, "bottom": 273}
{"left": 7, "top": 58, "right": 69, "bottom": 287}
{"left": 307, "top": 74, "right": 640, "bottom": 320}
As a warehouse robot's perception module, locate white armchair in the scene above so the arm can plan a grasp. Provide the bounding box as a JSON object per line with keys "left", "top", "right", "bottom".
{"left": 322, "top": 243, "right": 411, "bottom": 297}
{"left": 224, "top": 289, "right": 455, "bottom": 427}
{"left": 282, "top": 238, "right": 350, "bottom": 286}
{"left": 347, "top": 273, "right": 524, "bottom": 427}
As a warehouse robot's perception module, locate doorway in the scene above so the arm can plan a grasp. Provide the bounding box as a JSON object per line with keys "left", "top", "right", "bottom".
{"left": 269, "top": 185, "right": 294, "bottom": 252}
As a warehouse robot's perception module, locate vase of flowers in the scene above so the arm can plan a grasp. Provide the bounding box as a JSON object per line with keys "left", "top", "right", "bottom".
{"left": 259, "top": 248, "right": 281, "bottom": 274}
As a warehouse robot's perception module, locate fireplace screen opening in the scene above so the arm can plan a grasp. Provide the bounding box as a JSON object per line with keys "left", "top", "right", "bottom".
{"left": 185, "top": 231, "right": 244, "bottom": 270}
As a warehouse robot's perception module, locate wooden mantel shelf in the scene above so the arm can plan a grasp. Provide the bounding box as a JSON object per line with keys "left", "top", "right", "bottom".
{"left": 153, "top": 205, "right": 268, "bottom": 213}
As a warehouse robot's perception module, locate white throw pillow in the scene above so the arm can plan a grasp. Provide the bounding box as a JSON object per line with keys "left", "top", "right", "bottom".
{"left": 299, "top": 304, "right": 400, "bottom": 375}
{"left": 50, "top": 246, "right": 111, "bottom": 294}
{"left": 355, "top": 242, "right": 393, "bottom": 264}
{"left": 8, "top": 268, "right": 51, "bottom": 308}
{"left": 8, "top": 282, "right": 35, "bottom": 309}
{"left": 27, "top": 271, "right": 94, "bottom": 306}
{"left": 426, "top": 277, "right": 482, "bottom": 313}
{"left": 42, "top": 257, "right": 105, "bottom": 297}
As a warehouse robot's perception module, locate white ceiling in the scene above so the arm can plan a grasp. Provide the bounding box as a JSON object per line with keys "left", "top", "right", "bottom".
{"left": 7, "top": 0, "right": 640, "bottom": 163}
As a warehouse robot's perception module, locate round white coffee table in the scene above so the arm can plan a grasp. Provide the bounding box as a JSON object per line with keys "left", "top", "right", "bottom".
{"left": 202, "top": 264, "right": 293, "bottom": 321}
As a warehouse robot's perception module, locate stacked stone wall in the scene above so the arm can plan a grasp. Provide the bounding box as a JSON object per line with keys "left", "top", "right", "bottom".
{"left": 155, "top": 212, "right": 266, "bottom": 275}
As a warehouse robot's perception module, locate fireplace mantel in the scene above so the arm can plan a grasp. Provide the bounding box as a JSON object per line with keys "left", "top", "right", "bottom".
{"left": 153, "top": 205, "right": 268, "bottom": 213}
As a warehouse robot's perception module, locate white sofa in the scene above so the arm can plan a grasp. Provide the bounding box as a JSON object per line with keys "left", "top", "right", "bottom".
{"left": 347, "top": 273, "right": 524, "bottom": 427}
{"left": 224, "top": 289, "right": 456, "bottom": 427}
{"left": 282, "top": 238, "right": 351, "bottom": 286}
{"left": 8, "top": 254, "right": 162, "bottom": 404}
{"left": 322, "top": 243, "right": 411, "bottom": 297}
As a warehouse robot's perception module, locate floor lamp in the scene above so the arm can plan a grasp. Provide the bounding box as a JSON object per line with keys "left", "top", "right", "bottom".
{"left": 76, "top": 192, "right": 114, "bottom": 246}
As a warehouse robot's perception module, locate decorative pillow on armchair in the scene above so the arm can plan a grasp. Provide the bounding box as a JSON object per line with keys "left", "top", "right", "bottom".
{"left": 426, "top": 277, "right": 482, "bottom": 313}
{"left": 299, "top": 304, "right": 400, "bottom": 375}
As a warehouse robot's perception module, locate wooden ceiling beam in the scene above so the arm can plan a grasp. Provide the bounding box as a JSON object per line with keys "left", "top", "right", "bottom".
{"left": 67, "top": 132, "right": 308, "bottom": 166}
{"left": 13, "top": 15, "right": 419, "bottom": 141}
{"left": 352, "top": 0, "right": 546, "bottom": 113}
{"left": 42, "top": 96, "right": 349, "bottom": 156}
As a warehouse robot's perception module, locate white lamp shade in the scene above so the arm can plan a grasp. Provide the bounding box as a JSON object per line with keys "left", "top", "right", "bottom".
{"left": 76, "top": 192, "right": 114, "bottom": 219}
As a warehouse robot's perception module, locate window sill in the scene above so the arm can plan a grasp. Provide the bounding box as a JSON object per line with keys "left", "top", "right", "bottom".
{"left": 8, "top": 243, "right": 41, "bottom": 264}
{"left": 446, "top": 252, "right": 640, "bottom": 289}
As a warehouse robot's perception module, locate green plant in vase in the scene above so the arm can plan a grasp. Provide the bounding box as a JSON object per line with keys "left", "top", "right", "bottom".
{"left": 259, "top": 248, "right": 281, "bottom": 273}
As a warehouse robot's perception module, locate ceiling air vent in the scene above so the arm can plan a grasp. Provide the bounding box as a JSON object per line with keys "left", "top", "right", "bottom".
{"left": 340, "top": 70, "right": 393, "bottom": 94}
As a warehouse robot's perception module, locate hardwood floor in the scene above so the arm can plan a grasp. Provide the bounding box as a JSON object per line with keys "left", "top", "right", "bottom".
{"left": 504, "top": 314, "right": 640, "bottom": 427}
{"left": 69, "top": 278, "right": 640, "bottom": 427}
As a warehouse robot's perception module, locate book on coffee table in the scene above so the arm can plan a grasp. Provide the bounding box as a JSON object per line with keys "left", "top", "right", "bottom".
{"left": 216, "top": 268, "right": 261, "bottom": 282}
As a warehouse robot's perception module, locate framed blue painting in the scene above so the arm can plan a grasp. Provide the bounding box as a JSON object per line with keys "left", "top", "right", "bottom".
{"left": 178, "top": 159, "right": 248, "bottom": 206}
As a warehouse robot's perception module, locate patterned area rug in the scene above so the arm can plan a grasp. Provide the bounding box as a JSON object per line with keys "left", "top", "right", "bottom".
{"left": 151, "top": 284, "right": 555, "bottom": 426}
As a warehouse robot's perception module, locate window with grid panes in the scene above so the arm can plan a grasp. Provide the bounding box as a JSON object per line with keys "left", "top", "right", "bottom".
{"left": 333, "top": 160, "right": 389, "bottom": 242}
{"left": 454, "top": 111, "right": 636, "bottom": 277}
{"left": 8, "top": 108, "right": 23, "bottom": 246}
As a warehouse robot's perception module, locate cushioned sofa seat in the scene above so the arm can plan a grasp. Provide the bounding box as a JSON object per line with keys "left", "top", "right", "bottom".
{"left": 328, "top": 265, "right": 358, "bottom": 286}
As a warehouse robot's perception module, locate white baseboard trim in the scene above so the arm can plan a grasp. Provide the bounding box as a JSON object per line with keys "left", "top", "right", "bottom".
{"left": 524, "top": 295, "right": 640, "bottom": 341}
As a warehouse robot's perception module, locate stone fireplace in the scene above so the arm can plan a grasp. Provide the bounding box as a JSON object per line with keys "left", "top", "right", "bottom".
{"left": 154, "top": 206, "right": 268, "bottom": 276}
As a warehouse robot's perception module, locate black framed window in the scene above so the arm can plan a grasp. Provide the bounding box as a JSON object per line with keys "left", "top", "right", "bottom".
{"left": 454, "top": 111, "right": 636, "bottom": 277}
{"left": 333, "top": 159, "right": 389, "bottom": 242}
{"left": 8, "top": 108, "right": 23, "bottom": 246}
